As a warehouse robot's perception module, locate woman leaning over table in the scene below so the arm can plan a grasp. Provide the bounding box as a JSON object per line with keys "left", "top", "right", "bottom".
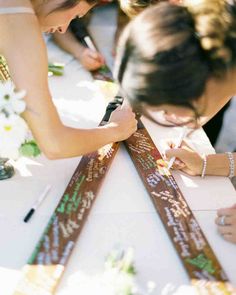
{"left": 115, "top": 0, "right": 236, "bottom": 243}
{"left": 0, "top": 0, "right": 137, "bottom": 159}
{"left": 119, "top": 0, "right": 230, "bottom": 147}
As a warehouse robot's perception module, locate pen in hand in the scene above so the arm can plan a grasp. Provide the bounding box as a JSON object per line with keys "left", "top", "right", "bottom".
{"left": 83, "top": 36, "right": 105, "bottom": 64}
{"left": 167, "top": 127, "right": 188, "bottom": 170}
{"left": 23, "top": 185, "right": 51, "bottom": 223}
{"left": 84, "top": 36, "right": 97, "bottom": 52}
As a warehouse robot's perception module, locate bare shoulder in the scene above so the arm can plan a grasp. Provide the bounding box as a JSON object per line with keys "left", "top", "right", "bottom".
{"left": 0, "top": 0, "right": 33, "bottom": 8}
{"left": 0, "top": 10, "right": 51, "bottom": 111}
{"left": 0, "top": 11, "right": 39, "bottom": 49}
{"left": 0, "top": 9, "right": 59, "bottom": 137}
{"left": 0, "top": 0, "right": 37, "bottom": 51}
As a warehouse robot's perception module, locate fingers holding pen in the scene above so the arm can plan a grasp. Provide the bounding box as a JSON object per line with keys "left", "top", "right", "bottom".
{"left": 80, "top": 47, "right": 105, "bottom": 71}
{"left": 165, "top": 142, "right": 203, "bottom": 176}
{"left": 109, "top": 102, "right": 137, "bottom": 141}
{"left": 88, "top": 49, "right": 105, "bottom": 64}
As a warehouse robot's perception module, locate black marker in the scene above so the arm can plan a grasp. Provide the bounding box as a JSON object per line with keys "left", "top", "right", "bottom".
{"left": 23, "top": 185, "right": 51, "bottom": 223}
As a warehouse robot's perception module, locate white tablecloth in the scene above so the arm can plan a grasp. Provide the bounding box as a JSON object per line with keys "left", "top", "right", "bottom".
{"left": 1, "top": 4, "right": 236, "bottom": 295}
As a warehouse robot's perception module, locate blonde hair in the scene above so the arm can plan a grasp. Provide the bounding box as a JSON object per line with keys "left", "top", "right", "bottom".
{"left": 119, "top": 0, "right": 160, "bottom": 18}
{"left": 119, "top": 0, "right": 181, "bottom": 19}
{"left": 184, "top": 0, "right": 236, "bottom": 65}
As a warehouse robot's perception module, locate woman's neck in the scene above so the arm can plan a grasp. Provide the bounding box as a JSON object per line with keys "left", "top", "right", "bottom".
{"left": 207, "top": 68, "right": 236, "bottom": 100}
{"left": 30, "top": 0, "right": 41, "bottom": 11}
{"left": 199, "top": 68, "right": 236, "bottom": 123}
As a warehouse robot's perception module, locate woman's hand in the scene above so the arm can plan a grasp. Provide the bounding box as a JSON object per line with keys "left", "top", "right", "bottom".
{"left": 78, "top": 47, "right": 105, "bottom": 71}
{"left": 215, "top": 204, "right": 236, "bottom": 243}
{"left": 165, "top": 142, "right": 204, "bottom": 176}
{"left": 53, "top": 31, "right": 105, "bottom": 71}
{"left": 107, "top": 102, "right": 137, "bottom": 141}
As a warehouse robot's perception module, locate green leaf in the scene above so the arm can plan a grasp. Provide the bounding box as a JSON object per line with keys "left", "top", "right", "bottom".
{"left": 20, "top": 140, "right": 41, "bottom": 157}
{"left": 48, "top": 68, "right": 64, "bottom": 76}
{"left": 48, "top": 62, "right": 65, "bottom": 69}
{"left": 99, "top": 65, "right": 110, "bottom": 74}
{"left": 48, "top": 62, "right": 65, "bottom": 76}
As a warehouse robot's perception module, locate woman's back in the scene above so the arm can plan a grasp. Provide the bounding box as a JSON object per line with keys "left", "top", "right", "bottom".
{"left": 0, "top": 1, "right": 35, "bottom": 81}
{"left": 0, "top": 0, "right": 34, "bottom": 14}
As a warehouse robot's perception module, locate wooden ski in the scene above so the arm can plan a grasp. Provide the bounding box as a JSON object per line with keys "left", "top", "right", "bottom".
{"left": 13, "top": 98, "right": 122, "bottom": 295}
{"left": 72, "top": 18, "right": 236, "bottom": 293}
{"left": 124, "top": 119, "right": 235, "bottom": 294}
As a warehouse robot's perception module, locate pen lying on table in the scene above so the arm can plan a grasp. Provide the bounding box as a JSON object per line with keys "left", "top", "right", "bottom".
{"left": 23, "top": 185, "right": 51, "bottom": 223}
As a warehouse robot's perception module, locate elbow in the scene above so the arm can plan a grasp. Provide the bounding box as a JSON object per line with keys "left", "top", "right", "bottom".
{"left": 39, "top": 142, "right": 65, "bottom": 160}
{"left": 44, "top": 150, "right": 62, "bottom": 160}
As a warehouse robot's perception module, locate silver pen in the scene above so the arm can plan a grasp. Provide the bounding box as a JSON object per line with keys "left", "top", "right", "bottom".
{"left": 84, "top": 36, "right": 97, "bottom": 52}
{"left": 167, "top": 127, "right": 188, "bottom": 170}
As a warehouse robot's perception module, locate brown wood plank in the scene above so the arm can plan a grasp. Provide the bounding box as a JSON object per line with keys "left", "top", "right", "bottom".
{"left": 114, "top": 15, "right": 236, "bottom": 292}
{"left": 14, "top": 138, "right": 120, "bottom": 295}
{"left": 12, "top": 22, "right": 122, "bottom": 294}
{"left": 124, "top": 120, "right": 236, "bottom": 294}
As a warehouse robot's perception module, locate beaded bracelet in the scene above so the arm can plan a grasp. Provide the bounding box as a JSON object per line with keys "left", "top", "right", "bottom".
{"left": 225, "top": 152, "right": 234, "bottom": 178}
{"left": 201, "top": 155, "right": 207, "bottom": 178}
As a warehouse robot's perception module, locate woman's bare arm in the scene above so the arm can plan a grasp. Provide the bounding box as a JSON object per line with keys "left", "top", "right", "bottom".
{"left": 53, "top": 30, "right": 104, "bottom": 70}
{"left": 0, "top": 13, "right": 136, "bottom": 159}
{"left": 53, "top": 30, "right": 86, "bottom": 59}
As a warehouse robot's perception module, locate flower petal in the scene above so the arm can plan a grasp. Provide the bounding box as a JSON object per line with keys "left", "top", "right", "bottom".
{"left": 12, "top": 99, "right": 26, "bottom": 114}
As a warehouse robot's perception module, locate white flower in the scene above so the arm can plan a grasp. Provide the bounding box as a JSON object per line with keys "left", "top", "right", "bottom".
{"left": 0, "top": 113, "right": 28, "bottom": 159}
{"left": 60, "top": 270, "right": 136, "bottom": 295}
{"left": 0, "top": 80, "right": 26, "bottom": 114}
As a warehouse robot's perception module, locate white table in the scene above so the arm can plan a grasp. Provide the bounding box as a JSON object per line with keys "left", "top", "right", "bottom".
{"left": 1, "top": 5, "right": 236, "bottom": 295}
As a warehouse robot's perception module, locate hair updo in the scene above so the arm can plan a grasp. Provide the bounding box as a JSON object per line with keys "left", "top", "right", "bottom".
{"left": 115, "top": 0, "right": 236, "bottom": 111}
{"left": 185, "top": 0, "right": 236, "bottom": 75}
{"left": 119, "top": 0, "right": 163, "bottom": 18}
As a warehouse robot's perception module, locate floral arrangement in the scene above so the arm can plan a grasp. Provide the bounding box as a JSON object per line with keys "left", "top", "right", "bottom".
{"left": 0, "top": 80, "right": 40, "bottom": 160}
{"left": 59, "top": 248, "right": 156, "bottom": 295}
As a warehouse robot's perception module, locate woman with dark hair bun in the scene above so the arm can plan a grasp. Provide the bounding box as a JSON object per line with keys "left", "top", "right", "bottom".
{"left": 115, "top": 0, "right": 236, "bottom": 243}
{"left": 118, "top": 0, "right": 229, "bottom": 146}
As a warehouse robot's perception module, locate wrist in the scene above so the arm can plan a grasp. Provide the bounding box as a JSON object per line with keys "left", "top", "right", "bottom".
{"left": 99, "top": 123, "right": 119, "bottom": 143}
{"left": 205, "top": 153, "right": 231, "bottom": 176}
{"left": 73, "top": 45, "right": 86, "bottom": 61}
